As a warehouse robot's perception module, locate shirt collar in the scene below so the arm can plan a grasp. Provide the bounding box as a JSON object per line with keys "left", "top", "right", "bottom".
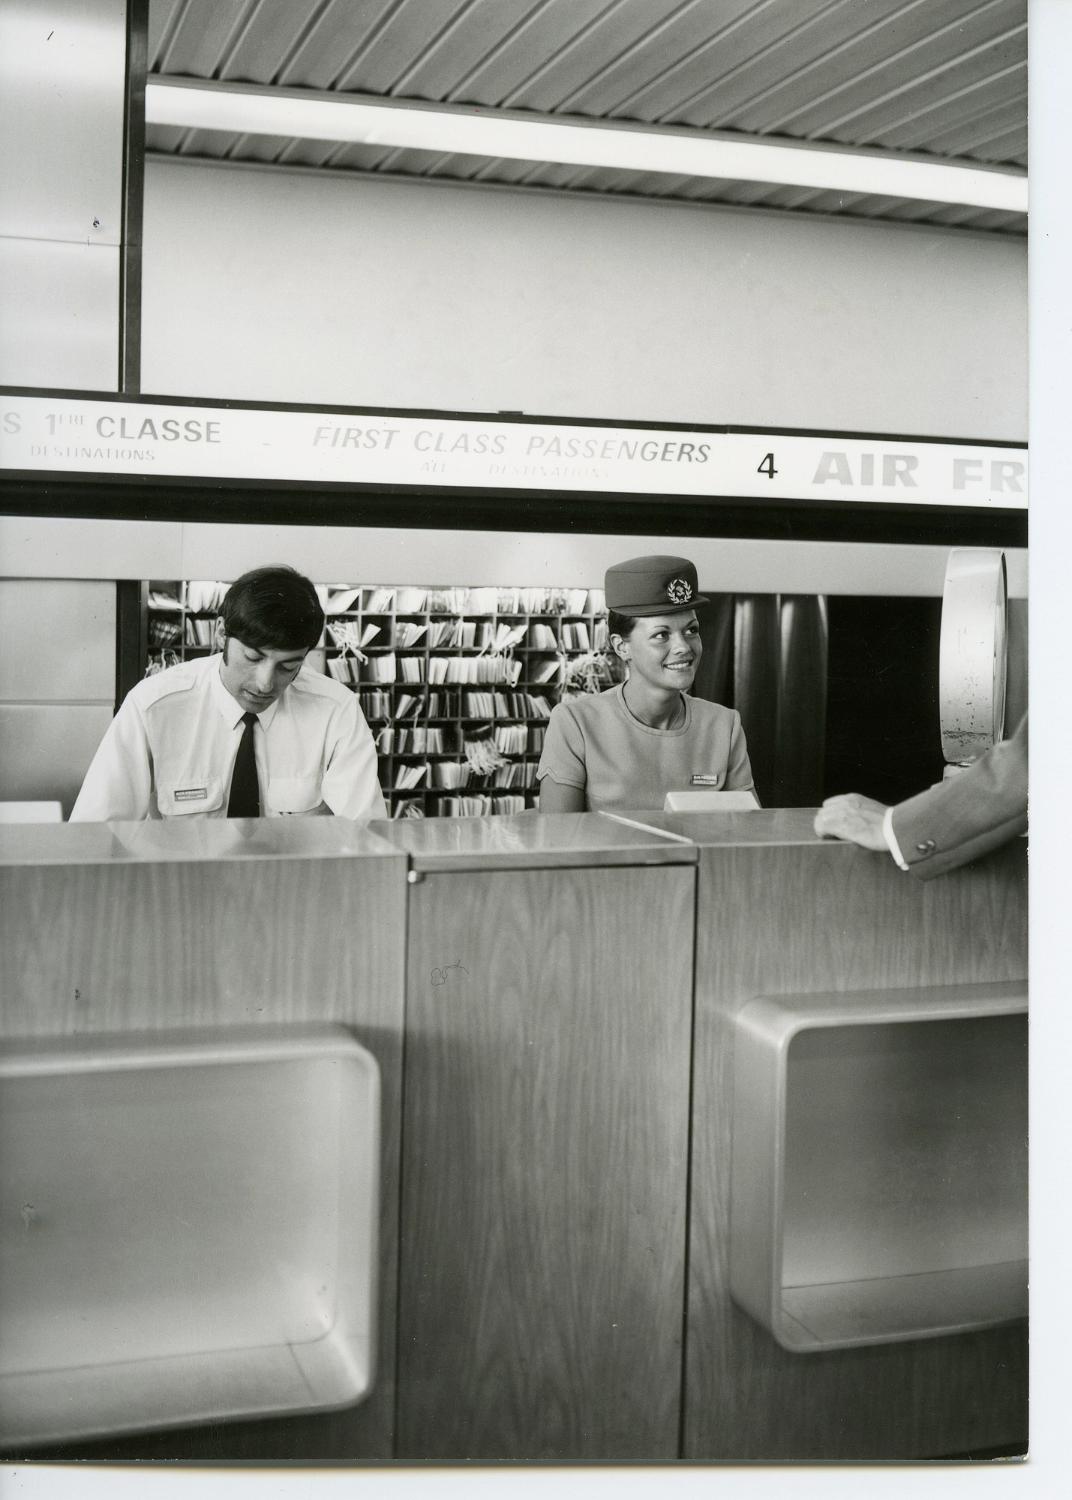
{"left": 209, "top": 653, "right": 283, "bottom": 730}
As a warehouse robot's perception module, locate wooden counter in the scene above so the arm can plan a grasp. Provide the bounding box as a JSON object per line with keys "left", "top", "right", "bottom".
{"left": 0, "top": 811, "right": 1029, "bottom": 1461}
{"left": 0, "top": 818, "right": 407, "bottom": 1461}
{"left": 623, "top": 809, "right": 1028, "bottom": 1459}
{"left": 371, "top": 812, "right": 698, "bottom": 1461}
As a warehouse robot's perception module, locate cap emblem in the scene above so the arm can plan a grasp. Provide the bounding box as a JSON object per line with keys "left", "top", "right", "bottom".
{"left": 666, "top": 577, "right": 693, "bottom": 604}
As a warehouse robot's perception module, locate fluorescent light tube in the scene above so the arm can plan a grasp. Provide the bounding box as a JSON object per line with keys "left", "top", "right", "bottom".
{"left": 147, "top": 78, "right": 1027, "bottom": 215}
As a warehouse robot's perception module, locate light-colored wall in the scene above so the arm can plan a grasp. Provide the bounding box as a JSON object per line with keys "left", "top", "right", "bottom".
{"left": 0, "top": 579, "right": 116, "bottom": 817}
{"left": 142, "top": 158, "right": 1026, "bottom": 442}
{"left": 0, "top": 515, "right": 1028, "bottom": 598}
{"left": 0, "top": 0, "right": 124, "bottom": 390}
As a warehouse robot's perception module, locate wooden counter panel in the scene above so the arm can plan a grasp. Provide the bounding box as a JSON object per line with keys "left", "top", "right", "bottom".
{"left": 684, "top": 840, "right": 1028, "bottom": 1459}
{"left": 0, "top": 853, "right": 407, "bottom": 1461}
{"left": 397, "top": 864, "right": 695, "bottom": 1460}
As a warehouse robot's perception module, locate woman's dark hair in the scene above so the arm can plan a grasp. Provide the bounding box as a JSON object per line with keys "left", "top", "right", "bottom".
{"left": 220, "top": 566, "right": 324, "bottom": 650}
{"left": 606, "top": 609, "right": 639, "bottom": 643}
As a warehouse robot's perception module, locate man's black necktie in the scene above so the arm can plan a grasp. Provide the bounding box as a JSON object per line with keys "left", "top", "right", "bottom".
{"left": 227, "top": 711, "right": 260, "bottom": 818}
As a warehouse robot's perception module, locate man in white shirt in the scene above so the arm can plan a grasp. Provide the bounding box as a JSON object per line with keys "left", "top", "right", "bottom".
{"left": 71, "top": 565, "right": 386, "bottom": 823}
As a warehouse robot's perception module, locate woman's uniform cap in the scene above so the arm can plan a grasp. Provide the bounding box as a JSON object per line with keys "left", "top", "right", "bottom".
{"left": 604, "top": 556, "right": 709, "bottom": 617}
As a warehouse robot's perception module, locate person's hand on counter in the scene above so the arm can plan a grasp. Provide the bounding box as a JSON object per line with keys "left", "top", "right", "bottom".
{"left": 813, "top": 793, "right": 889, "bottom": 851}
{"left": 812, "top": 716, "right": 1027, "bottom": 879}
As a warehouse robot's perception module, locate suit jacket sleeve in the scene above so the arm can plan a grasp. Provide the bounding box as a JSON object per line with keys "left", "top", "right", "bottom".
{"left": 890, "top": 713, "right": 1028, "bottom": 880}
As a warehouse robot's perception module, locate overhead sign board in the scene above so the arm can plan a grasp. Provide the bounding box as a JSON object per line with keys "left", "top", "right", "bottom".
{"left": 0, "top": 394, "right": 1027, "bottom": 510}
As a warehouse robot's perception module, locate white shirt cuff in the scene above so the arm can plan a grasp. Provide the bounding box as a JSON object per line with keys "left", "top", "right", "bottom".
{"left": 883, "top": 806, "right": 910, "bottom": 871}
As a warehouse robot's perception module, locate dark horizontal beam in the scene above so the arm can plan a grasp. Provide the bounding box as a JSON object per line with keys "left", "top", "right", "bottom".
{"left": 0, "top": 473, "right": 1026, "bottom": 549}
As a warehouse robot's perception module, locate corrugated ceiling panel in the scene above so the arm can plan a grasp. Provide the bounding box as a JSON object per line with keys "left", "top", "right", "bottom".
{"left": 274, "top": 137, "right": 351, "bottom": 168}
{"left": 388, "top": 0, "right": 616, "bottom": 102}
{"left": 320, "top": 141, "right": 401, "bottom": 172}
{"left": 633, "top": 0, "right": 926, "bottom": 128}
{"left": 466, "top": 156, "right": 549, "bottom": 184}
{"left": 146, "top": 123, "right": 188, "bottom": 154}
{"left": 515, "top": 0, "right": 773, "bottom": 117}
{"left": 154, "top": 0, "right": 250, "bottom": 77}
{"left": 174, "top": 127, "right": 242, "bottom": 157}
{"left": 330, "top": 0, "right": 486, "bottom": 95}
{"left": 511, "top": 160, "right": 603, "bottom": 190}
{"left": 871, "top": 65, "right": 1026, "bottom": 152}
{"left": 222, "top": 132, "right": 294, "bottom": 163}
{"left": 680, "top": 0, "right": 1018, "bottom": 133}
{"left": 967, "top": 126, "right": 1026, "bottom": 161}
{"left": 148, "top": 0, "right": 182, "bottom": 61}
{"left": 764, "top": 18, "right": 1026, "bottom": 141}
{"left": 275, "top": 0, "right": 406, "bottom": 90}
{"left": 219, "top": 0, "right": 353, "bottom": 86}
{"left": 655, "top": 0, "right": 938, "bottom": 132}
{"left": 587, "top": 0, "right": 840, "bottom": 124}
{"left": 966, "top": 208, "right": 1025, "bottom": 231}
{"left": 488, "top": 0, "right": 742, "bottom": 114}
{"left": 421, "top": 0, "right": 652, "bottom": 107}
{"left": 145, "top": 0, "right": 1027, "bottom": 230}
{"left": 923, "top": 98, "right": 1026, "bottom": 154}
{"left": 368, "top": 145, "right": 450, "bottom": 174}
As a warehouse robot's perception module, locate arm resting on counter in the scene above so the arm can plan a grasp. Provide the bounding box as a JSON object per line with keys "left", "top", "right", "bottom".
{"left": 814, "top": 714, "right": 1028, "bottom": 880}
{"left": 812, "top": 793, "right": 888, "bottom": 851}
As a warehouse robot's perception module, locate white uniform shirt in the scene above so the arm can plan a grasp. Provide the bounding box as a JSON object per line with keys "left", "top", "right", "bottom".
{"left": 70, "top": 653, "right": 386, "bottom": 823}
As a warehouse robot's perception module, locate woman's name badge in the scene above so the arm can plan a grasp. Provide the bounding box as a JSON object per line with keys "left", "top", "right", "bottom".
{"left": 174, "top": 787, "right": 208, "bottom": 801}
{"left": 690, "top": 774, "right": 720, "bottom": 787}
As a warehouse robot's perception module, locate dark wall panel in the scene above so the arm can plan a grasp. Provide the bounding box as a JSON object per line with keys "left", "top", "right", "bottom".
{"left": 824, "top": 596, "right": 944, "bottom": 805}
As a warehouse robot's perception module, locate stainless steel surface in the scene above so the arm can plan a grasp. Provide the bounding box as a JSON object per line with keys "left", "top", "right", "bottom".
{"left": 370, "top": 808, "right": 697, "bottom": 869}
{"left": 0, "top": 815, "right": 401, "bottom": 866}
{"left": 145, "top": 0, "right": 1027, "bottom": 231}
{"left": 607, "top": 805, "right": 823, "bottom": 845}
{"left": 730, "top": 980, "right": 1028, "bottom": 1352}
{"left": 0, "top": 1024, "right": 381, "bottom": 1448}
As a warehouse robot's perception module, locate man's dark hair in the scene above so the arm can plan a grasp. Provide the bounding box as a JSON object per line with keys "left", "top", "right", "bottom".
{"left": 220, "top": 566, "right": 325, "bottom": 651}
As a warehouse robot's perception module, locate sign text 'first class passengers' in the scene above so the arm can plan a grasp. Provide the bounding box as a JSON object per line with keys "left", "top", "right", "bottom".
{"left": 0, "top": 395, "right": 1026, "bottom": 509}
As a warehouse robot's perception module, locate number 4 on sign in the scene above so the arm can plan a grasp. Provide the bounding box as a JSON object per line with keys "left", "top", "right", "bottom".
{"left": 757, "top": 453, "right": 778, "bottom": 479}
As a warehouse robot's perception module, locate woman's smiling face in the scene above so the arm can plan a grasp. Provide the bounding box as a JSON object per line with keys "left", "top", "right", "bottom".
{"left": 613, "top": 610, "right": 702, "bottom": 692}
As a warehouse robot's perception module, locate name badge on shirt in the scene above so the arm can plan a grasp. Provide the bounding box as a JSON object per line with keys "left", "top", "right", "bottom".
{"left": 174, "top": 786, "right": 208, "bottom": 801}
{"left": 691, "top": 774, "right": 721, "bottom": 787}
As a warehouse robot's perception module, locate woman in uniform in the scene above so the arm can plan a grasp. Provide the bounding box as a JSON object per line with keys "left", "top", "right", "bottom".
{"left": 537, "top": 554, "right": 755, "bottom": 813}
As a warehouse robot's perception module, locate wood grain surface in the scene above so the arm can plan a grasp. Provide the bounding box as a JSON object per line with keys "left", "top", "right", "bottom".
{"left": 0, "top": 820, "right": 1030, "bottom": 1461}
{"left": 684, "top": 839, "right": 1029, "bottom": 1459}
{"left": 397, "top": 864, "right": 696, "bottom": 1460}
{"left": 0, "top": 848, "right": 407, "bottom": 1461}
